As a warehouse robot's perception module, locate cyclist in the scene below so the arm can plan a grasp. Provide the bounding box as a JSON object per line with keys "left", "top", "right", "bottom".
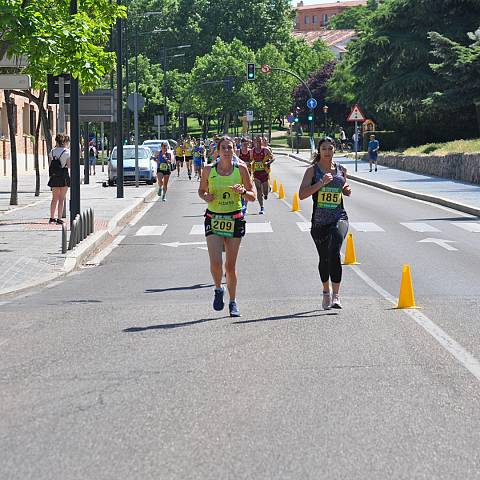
{"left": 299, "top": 137, "right": 352, "bottom": 310}
{"left": 198, "top": 136, "right": 255, "bottom": 317}
{"left": 155, "top": 142, "right": 172, "bottom": 201}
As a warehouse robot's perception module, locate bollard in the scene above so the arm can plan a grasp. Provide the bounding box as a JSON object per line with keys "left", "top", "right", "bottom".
{"left": 90, "top": 208, "right": 94, "bottom": 234}
{"left": 81, "top": 212, "right": 86, "bottom": 241}
{"left": 85, "top": 209, "right": 90, "bottom": 236}
{"left": 62, "top": 223, "right": 67, "bottom": 254}
{"left": 75, "top": 214, "right": 81, "bottom": 246}
{"left": 62, "top": 199, "right": 67, "bottom": 219}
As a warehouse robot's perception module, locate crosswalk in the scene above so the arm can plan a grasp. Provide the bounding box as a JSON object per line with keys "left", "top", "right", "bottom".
{"left": 135, "top": 221, "right": 480, "bottom": 236}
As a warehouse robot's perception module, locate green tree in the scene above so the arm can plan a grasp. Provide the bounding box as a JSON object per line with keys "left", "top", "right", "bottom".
{"left": 0, "top": 0, "right": 125, "bottom": 203}
{"left": 328, "top": 0, "right": 378, "bottom": 31}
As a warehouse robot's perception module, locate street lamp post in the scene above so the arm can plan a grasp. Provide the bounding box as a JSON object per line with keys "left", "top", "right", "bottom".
{"left": 323, "top": 105, "right": 329, "bottom": 137}
{"left": 116, "top": 0, "right": 124, "bottom": 199}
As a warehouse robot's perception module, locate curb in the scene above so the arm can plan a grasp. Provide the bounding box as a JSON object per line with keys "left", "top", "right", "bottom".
{"left": 0, "top": 187, "right": 157, "bottom": 298}
{"left": 283, "top": 152, "right": 480, "bottom": 218}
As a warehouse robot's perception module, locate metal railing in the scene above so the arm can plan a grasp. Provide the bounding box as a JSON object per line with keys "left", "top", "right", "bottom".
{"left": 62, "top": 208, "right": 95, "bottom": 253}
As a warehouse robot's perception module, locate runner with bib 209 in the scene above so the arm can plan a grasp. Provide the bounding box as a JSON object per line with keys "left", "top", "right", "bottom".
{"left": 299, "top": 137, "right": 352, "bottom": 310}
{"left": 198, "top": 136, "right": 255, "bottom": 317}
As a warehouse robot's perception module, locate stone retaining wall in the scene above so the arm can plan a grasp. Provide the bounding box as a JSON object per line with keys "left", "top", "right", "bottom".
{"left": 374, "top": 153, "right": 480, "bottom": 184}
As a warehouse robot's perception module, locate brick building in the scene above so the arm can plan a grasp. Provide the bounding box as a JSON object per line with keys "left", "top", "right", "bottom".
{"left": 0, "top": 91, "right": 59, "bottom": 177}
{"left": 295, "top": 0, "right": 367, "bottom": 31}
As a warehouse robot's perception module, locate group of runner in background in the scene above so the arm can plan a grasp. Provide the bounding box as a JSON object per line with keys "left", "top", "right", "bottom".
{"left": 158, "top": 134, "right": 275, "bottom": 215}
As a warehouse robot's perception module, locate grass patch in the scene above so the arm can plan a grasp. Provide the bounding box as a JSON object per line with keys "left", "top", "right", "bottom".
{"left": 403, "top": 138, "right": 480, "bottom": 155}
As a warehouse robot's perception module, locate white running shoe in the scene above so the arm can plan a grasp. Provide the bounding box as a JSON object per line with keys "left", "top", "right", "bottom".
{"left": 322, "top": 291, "right": 331, "bottom": 310}
{"left": 331, "top": 294, "right": 342, "bottom": 309}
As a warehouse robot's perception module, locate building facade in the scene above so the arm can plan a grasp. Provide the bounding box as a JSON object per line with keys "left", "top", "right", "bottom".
{"left": 295, "top": 0, "right": 367, "bottom": 31}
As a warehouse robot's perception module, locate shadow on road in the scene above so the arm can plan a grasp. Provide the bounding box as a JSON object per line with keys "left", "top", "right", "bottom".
{"left": 123, "top": 316, "right": 228, "bottom": 332}
{"left": 232, "top": 309, "right": 337, "bottom": 325}
{"left": 145, "top": 283, "right": 213, "bottom": 294}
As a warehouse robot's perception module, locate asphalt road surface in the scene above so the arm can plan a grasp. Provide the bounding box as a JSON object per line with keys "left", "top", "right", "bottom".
{"left": 1, "top": 154, "right": 480, "bottom": 479}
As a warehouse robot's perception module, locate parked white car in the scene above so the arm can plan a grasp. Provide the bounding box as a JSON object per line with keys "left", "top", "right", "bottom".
{"left": 108, "top": 145, "right": 157, "bottom": 186}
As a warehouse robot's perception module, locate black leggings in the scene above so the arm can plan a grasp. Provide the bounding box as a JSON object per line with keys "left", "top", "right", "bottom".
{"left": 310, "top": 219, "right": 349, "bottom": 284}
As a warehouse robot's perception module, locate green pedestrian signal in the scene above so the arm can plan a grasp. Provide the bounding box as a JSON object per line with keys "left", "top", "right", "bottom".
{"left": 307, "top": 112, "right": 314, "bottom": 121}
{"left": 294, "top": 116, "right": 299, "bottom": 123}
{"left": 247, "top": 63, "right": 256, "bottom": 81}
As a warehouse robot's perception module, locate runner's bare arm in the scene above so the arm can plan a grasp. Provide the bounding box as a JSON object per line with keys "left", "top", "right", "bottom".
{"left": 341, "top": 166, "right": 352, "bottom": 196}
{"left": 299, "top": 165, "right": 331, "bottom": 200}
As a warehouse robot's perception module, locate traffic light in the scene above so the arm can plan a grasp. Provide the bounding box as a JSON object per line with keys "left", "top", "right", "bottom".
{"left": 294, "top": 116, "right": 299, "bottom": 123}
{"left": 307, "top": 111, "right": 314, "bottom": 122}
{"left": 247, "top": 63, "right": 256, "bottom": 81}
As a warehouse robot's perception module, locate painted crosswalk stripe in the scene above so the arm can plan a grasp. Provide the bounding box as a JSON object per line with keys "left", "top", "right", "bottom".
{"left": 401, "top": 222, "right": 440, "bottom": 232}
{"left": 190, "top": 222, "right": 273, "bottom": 235}
{"left": 135, "top": 225, "right": 167, "bottom": 236}
{"left": 296, "top": 222, "right": 311, "bottom": 232}
{"left": 453, "top": 222, "right": 480, "bottom": 233}
{"left": 350, "top": 222, "right": 385, "bottom": 232}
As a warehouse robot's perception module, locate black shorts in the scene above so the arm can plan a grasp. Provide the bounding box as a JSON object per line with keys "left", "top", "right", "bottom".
{"left": 204, "top": 214, "right": 246, "bottom": 238}
{"left": 48, "top": 174, "right": 70, "bottom": 188}
{"left": 176, "top": 156, "right": 184, "bottom": 164}
{"left": 157, "top": 168, "right": 171, "bottom": 176}
{"left": 185, "top": 156, "right": 193, "bottom": 162}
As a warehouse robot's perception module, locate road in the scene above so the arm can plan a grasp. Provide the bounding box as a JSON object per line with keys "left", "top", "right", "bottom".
{"left": 1, "top": 153, "right": 480, "bottom": 479}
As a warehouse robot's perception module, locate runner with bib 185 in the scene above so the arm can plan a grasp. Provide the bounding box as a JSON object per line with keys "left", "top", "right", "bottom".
{"left": 198, "top": 136, "right": 256, "bottom": 317}
{"left": 299, "top": 137, "right": 352, "bottom": 310}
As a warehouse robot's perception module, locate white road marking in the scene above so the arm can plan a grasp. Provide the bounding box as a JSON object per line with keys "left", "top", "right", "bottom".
{"left": 0, "top": 301, "right": 10, "bottom": 307}
{"left": 296, "top": 222, "right": 311, "bottom": 232}
{"left": 197, "top": 247, "right": 208, "bottom": 251}
{"left": 351, "top": 265, "right": 480, "bottom": 383}
{"left": 418, "top": 237, "right": 458, "bottom": 251}
{"left": 0, "top": 339, "right": 8, "bottom": 348}
{"left": 350, "top": 222, "right": 385, "bottom": 232}
{"left": 86, "top": 235, "right": 126, "bottom": 266}
{"left": 190, "top": 224, "right": 205, "bottom": 235}
{"left": 401, "top": 222, "right": 440, "bottom": 232}
{"left": 2, "top": 199, "right": 48, "bottom": 216}
{"left": 128, "top": 197, "right": 159, "bottom": 226}
{"left": 162, "top": 241, "right": 207, "bottom": 248}
{"left": 280, "top": 184, "right": 480, "bottom": 384}
{"left": 135, "top": 225, "right": 167, "bottom": 236}
{"left": 453, "top": 222, "right": 480, "bottom": 233}
{"left": 45, "top": 281, "right": 63, "bottom": 289}
{"left": 246, "top": 222, "right": 273, "bottom": 233}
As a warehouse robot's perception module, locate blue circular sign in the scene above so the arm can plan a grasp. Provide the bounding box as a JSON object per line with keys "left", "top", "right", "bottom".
{"left": 307, "top": 98, "right": 317, "bottom": 110}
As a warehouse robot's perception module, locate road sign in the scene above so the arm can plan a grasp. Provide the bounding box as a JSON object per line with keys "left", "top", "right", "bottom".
{"left": 287, "top": 114, "right": 295, "bottom": 123}
{"left": 347, "top": 103, "right": 366, "bottom": 122}
{"left": 47, "top": 74, "right": 70, "bottom": 103}
{"left": 261, "top": 64, "right": 272, "bottom": 74}
{"left": 127, "top": 93, "right": 145, "bottom": 112}
{"left": 65, "top": 89, "right": 115, "bottom": 122}
{"left": 154, "top": 114, "right": 165, "bottom": 126}
{"left": 0, "top": 74, "right": 31, "bottom": 89}
{"left": 246, "top": 110, "right": 254, "bottom": 122}
{"left": 306, "top": 98, "right": 317, "bottom": 110}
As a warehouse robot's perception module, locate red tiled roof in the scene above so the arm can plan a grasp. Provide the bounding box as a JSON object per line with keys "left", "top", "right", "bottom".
{"left": 293, "top": 29, "right": 358, "bottom": 47}
{"left": 296, "top": 0, "right": 367, "bottom": 11}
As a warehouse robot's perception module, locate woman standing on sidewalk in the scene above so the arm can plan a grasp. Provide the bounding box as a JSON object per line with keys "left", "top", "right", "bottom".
{"left": 299, "top": 137, "right": 352, "bottom": 310}
{"left": 48, "top": 133, "right": 71, "bottom": 225}
{"left": 198, "top": 136, "right": 255, "bottom": 317}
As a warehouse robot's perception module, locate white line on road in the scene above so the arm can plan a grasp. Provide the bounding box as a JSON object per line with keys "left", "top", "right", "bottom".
{"left": 279, "top": 188, "right": 480, "bottom": 384}
{"left": 246, "top": 222, "right": 273, "bottom": 233}
{"left": 135, "top": 225, "right": 168, "bottom": 236}
{"left": 401, "top": 222, "right": 441, "bottom": 232}
{"left": 453, "top": 222, "right": 480, "bottom": 233}
{"left": 189, "top": 225, "right": 205, "bottom": 235}
{"left": 162, "top": 241, "right": 207, "bottom": 248}
{"left": 0, "top": 339, "right": 8, "bottom": 348}
{"left": 296, "top": 222, "right": 311, "bottom": 232}
{"left": 418, "top": 237, "right": 458, "bottom": 251}
{"left": 350, "top": 222, "right": 385, "bottom": 232}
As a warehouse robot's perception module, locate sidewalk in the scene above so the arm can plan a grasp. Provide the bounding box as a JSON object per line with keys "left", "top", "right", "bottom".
{"left": 0, "top": 171, "right": 156, "bottom": 297}
{"left": 276, "top": 148, "right": 480, "bottom": 218}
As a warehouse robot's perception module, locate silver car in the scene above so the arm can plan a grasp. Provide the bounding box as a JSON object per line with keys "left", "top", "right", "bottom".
{"left": 108, "top": 146, "right": 157, "bottom": 186}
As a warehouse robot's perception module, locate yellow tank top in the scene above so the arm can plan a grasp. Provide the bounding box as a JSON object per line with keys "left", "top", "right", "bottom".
{"left": 175, "top": 146, "right": 183, "bottom": 156}
{"left": 207, "top": 163, "right": 243, "bottom": 214}
{"left": 185, "top": 143, "right": 193, "bottom": 156}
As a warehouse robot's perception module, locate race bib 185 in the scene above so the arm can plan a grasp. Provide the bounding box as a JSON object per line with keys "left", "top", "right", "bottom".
{"left": 317, "top": 187, "right": 342, "bottom": 209}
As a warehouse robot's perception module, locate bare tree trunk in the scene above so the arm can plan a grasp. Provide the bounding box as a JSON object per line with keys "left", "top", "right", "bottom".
{"left": 223, "top": 111, "right": 230, "bottom": 135}
{"left": 4, "top": 90, "right": 18, "bottom": 205}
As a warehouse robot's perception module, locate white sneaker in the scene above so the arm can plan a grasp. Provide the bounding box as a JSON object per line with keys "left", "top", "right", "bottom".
{"left": 331, "top": 294, "right": 342, "bottom": 309}
{"left": 322, "top": 291, "right": 331, "bottom": 310}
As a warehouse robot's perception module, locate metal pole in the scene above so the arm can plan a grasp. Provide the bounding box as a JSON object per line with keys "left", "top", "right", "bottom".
{"left": 134, "top": 93, "right": 139, "bottom": 187}
{"left": 100, "top": 121, "right": 105, "bottom": 172}
{"left": 125, "top": 20, "right": 130, "bottom": 145}
{"left": 83, "top": 122, "right": 89, "bottom": 184}
{"left": 116, "top": 1, "right": 124, "bottom": 198}
{"left": 58, "top": 76, "right": 65, "bottom": 133}
{"left": 69, "top": 0, "right": 80, "bottom": 223}
{"left": 354, "top": 121, "right": 358, "bottom": 172}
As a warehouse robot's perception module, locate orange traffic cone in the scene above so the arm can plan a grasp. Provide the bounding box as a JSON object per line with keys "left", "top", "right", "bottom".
{"left": 272, "top": 178, "right": 278, "bottom": 193}
{"left": 343, "top": 233, "right": 359, "bottom": 265}
{"left": 278, "top": 183, "right": 285, "bottom": 199}
{"left": 396, "top": 264, "right": 418, "bottom": 309}
{"left": 291, "top": 192, "right": 301, "bottom": 212}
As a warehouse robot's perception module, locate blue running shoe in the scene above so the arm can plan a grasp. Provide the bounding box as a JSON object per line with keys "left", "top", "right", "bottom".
{"left": 229, "top": 301, "right": 241, "bottom": 317}
{"left": 213, "top": 287, "right": 225, "bottom": 311}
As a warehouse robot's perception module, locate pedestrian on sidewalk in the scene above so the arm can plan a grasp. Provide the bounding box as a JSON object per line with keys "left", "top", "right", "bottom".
{"left": 299, "top": 137, "right": 352, "bottom": 310}
{"left": 198, "top": 135, "right": 255, "bottom": 317}
{"left": 88, "top": 142, "right": 97, "bottom": 176}
{"left": 368, "top": 134, "right": 380, "bottom": 172}
{"left": 48, "top": 133, "right": 71, "bottom": 225}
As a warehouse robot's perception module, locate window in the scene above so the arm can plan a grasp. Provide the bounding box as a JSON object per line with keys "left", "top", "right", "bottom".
{"left": 304, "top": 15, "right": 310, "bottom": 24}
{"left": 323, "top": 14, "right": 329, "bottom": 25}
{"left": 29, "top": 106, "right": 37, "bottom": 136}
{"left": 312, "top": 15, "right": 318, "bottom": 24}
{"left": 48, "top": 108, "right": 53, "bottom": 132}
